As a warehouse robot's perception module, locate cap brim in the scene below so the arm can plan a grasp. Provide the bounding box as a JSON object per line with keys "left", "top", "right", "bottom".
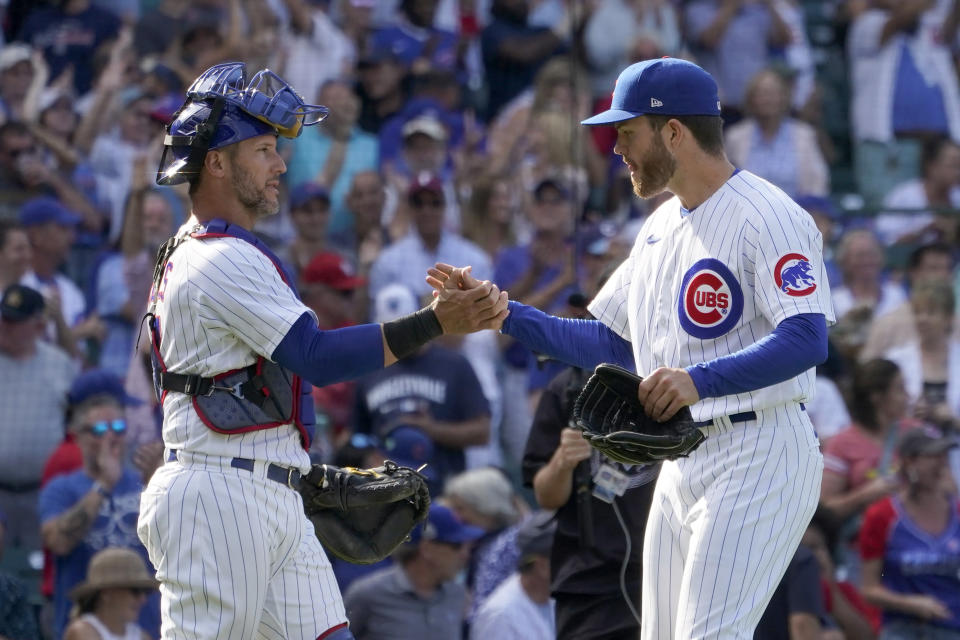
{"left": 580, "top": 109, "right": 643, "bottom": 126}
{"left": 69, "top": 577, "right": 159, "bottom": 601}
{"left": 443, "top": 523, "right": 485, "bottom": 544}
{"left": 331, "top": 276, "right": 367, "bottom": 291}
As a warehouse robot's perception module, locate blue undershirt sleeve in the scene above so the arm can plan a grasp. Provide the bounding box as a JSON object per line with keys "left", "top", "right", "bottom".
{"left": 500, "top": 300, "right": 634, "bottom": 371}
{"left": 271, "top": 312, "right": 385, "bottom": 387}
{"left": 685, "top": 313, "right": 828, "bottom": 399}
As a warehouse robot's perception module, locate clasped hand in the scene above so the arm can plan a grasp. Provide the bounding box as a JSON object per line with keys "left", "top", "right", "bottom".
{"left": 426, "top": 263, "right": 510, "bottom": 333}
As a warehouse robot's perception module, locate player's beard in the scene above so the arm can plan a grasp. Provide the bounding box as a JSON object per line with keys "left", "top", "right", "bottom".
{"left": 231, "top": 164, "right": 279, "bottom": 221}
{"left": 632, "top": 134, "right": 676, "bottom": 199}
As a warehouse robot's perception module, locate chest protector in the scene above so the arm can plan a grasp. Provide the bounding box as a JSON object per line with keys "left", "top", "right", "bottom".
{"left": 145, "top": 219, "right": 315, "bottom": 449}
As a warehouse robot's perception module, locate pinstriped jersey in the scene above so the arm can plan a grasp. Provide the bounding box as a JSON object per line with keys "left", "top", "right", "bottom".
{"left": 588, "top": 170, "right": 836, "bottom": 422}
{"left": 152, "top": 220, "right": 315, "bottom": 471}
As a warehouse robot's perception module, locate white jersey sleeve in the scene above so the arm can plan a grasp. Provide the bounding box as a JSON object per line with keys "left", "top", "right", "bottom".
{"left": 735, "top": 178, "right": 836, "bottom": 326}
{"left": 188, "top": 237, "right": 312, "bottom": 359}
{"left": 588, "top": 216, "right": 656, "bottom": 340}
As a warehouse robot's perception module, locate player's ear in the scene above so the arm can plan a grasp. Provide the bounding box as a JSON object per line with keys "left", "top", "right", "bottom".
{"left": 664, "top": 118, "right": 683, "bottom": 149}
{"left": 204, "top": 148, "right": 228, "bottom": 179}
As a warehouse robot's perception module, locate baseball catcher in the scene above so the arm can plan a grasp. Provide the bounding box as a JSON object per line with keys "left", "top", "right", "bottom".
{"left": 299, "top": 460, "right": 430, "bottom": 564}
{"left": 573, "top": 364, "right": 706, "bottom": 465}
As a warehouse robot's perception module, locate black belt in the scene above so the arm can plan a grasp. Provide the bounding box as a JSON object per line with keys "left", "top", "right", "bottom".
{"left": 167, "top": 450, "right": 301, "bottom": 490}
{"left": 158, "top": 370, "right": 269, "bottom": 406}
{"left": 694, "top": 404, "right": 805, "bottom": 429}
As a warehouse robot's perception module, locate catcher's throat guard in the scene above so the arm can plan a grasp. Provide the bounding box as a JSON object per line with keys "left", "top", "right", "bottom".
{"left": 573, "top": 363, "right": 706, "bottom": 465}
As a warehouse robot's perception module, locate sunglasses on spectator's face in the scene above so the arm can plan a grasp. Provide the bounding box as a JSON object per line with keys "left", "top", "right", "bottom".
{"left": 126, "top": 587, "right": 151, "bottom": 597}
{"left": 83, "top": 419, "right": 127, "bottom": 437}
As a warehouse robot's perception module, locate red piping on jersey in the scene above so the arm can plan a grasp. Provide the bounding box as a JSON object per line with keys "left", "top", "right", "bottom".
{"left": 316, "top": 622, "right": 349, "bottom": 640}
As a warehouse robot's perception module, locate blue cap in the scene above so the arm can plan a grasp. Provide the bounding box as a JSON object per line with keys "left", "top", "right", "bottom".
{"left": 384, "top": 425, "right": 436, "bottom": 482}
{"left": 290, "top": 182, "right": 330, "bottom": 209}
{"left": 19, "top": 197, "right": 82, "bottom": 228}
{"left": 795, "top": 195, "right": 840, "bottom": 220}
{"left": 413, "top": 504, "right": 484, "bottom": 545}
{"left": 69, "top": 369, "right": 143, "bottom": 407}
{"left": 581, "top": 58, "right": 721, "bottom": 126}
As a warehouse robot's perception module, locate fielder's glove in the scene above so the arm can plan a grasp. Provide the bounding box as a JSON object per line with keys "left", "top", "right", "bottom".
{"left": 573, "top": 363, "right": 706, "bottom": 465}
{"left": 299, "top": 460, "right": 430, "bottom": 564}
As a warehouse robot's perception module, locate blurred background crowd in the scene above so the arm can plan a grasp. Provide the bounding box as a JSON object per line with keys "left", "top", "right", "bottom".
{"left": 1, "top": 0, "right": 960, "bottom": 638}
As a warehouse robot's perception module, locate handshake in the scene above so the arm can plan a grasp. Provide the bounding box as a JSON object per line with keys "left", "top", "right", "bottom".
{"left": 425, "top": 262, "right": 510, "bottom": 334}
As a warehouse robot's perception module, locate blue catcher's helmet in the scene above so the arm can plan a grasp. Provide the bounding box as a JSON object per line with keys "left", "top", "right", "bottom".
{"left": 157, "top": 62, "right": 328, "bottom": 186}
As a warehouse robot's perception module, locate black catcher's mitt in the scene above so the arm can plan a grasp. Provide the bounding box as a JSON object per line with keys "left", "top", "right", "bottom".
{"left": 299, "top": 460, "right": 430, "bottom": 564}
{"left": 573, "top": 363, "right": 706, "bottom": 465}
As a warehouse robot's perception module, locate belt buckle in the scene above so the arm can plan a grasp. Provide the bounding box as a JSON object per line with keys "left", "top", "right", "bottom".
{"left": 286, "top": 467, "right": 296, "bottom": 489}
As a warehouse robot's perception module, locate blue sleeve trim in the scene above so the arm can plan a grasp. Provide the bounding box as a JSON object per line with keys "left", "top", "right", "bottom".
{"left": 271, "top": 312, "right": 385, "bottom": 387}
{"left": 686, "top": 313, "right": 828, "bottom": 399}
{"left": 500, "top": 300, "right": 633, "bottom": 370}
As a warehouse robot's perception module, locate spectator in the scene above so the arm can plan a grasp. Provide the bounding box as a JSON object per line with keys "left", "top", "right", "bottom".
{"left": 470, "top": 510, "right": 557, "bottom": 640}
{"left": 821, "top": 359, "right": 918, "bottom": 578}
{"left": 802, "top": 508, "right": 881, "bottom": 639}
{"left": 0, "top": 220, "right": 31, "bottom": 292}
{"left": 859, "top": 427, "right": 960, "bottom": 639}
{"left": 876, "top": 139, "right": 960, "bottom": 247}
{"left": 0, "top": 285, "right": 76, "bottom": 550}
{"left": 861, "top": 242, "right": 956, "bottom": 362}
{"left": 725, "top": 68, "right": 830, "bottom": 197}
{"left": 369, "top": 0, "right": 459, "bottom": 74}
{"left": 523, "top": 364, "right": 657, "bottom": 640}
{"left": 38, "top": 392, "right": 160, "bottom": 639}
{"left": 329, "top": 169, "right": 389, "bottom": 274}
{"left": 583, "top": 0, "right": 682, "bottom": 101}
{"left": 830, "top": 230, "right": 907, "bottom": 359}
{"left": 15, "top": 0, "right": 121, "bottom": 96}
{"left": 368, "top": 173, "right": 491, "bottom": 301}
{"left": 284, "top": 78, "right": 379, "bottom": 237}
{"left": 795, "top": 195, "right": 843, "bottom": 287}
{"left": 848, "top": 0, "right": 960, "bottom": 206}
{"left": 753, "top": 541, "right": 827, "bottom": 639}
{"left": 354, "top": 284, "right": 491, "bottom": 485}
{"left": 461, "top": 174, "right": 518, "bottom": 261}
{"left": 0, "top": 509, "right": 42, "bottom": 640}
{"left": 0, "top": 43, "right": 45, "bottom": 125}
{"left": 356, "top": 41, "right": 409, "bottom": 135}
{"left": 343, "top": 503, "right": 484, "bottom": 640}
{"left": 683, "top": 0, "right": 792, "bottom": 120}
{"left": 443, "top": 467, "right": 525, "bottom": 621}
{"left": 278, "top": 183, "right": 334, "bottom": 276}
{"left": 883, "top": 280, "right": 960, "bottom": 430}
{"left": 62, "top": 547, "right": 158, "bottom": 640}
{"left": 480, "top": 0, "right": 572, "bottom": 122}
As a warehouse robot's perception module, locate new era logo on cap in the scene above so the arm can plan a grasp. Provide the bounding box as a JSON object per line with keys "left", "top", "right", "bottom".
{"left": 651, "top": 98, "right": 663, "bottom": 108}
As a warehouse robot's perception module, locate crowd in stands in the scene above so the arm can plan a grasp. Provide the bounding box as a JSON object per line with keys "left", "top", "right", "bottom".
{"left": 0, "top": 0, "right": 959, "bottom": 638}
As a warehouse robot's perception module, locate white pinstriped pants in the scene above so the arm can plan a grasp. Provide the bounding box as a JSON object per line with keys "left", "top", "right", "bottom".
{"left": 137, "top": 455, "right": 348, "bottom": 639}
{"left": 640, "top": 404, "right": 823, "bottom": 640}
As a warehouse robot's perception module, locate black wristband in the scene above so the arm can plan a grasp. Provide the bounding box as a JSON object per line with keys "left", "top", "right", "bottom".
{"left": 383, "top": 307, "right": 443, "bottom": 360}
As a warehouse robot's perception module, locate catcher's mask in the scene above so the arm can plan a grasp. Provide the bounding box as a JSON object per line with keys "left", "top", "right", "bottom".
{"left": 156, "top": 62, "right": 328, "bottom": 186}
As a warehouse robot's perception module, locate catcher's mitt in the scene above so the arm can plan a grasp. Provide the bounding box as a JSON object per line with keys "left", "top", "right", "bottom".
{"left": 573, "top": 363, "right": 706, "bottom": 465}
{"left": 299, "top": 460, "right": 430, "bottom": 564}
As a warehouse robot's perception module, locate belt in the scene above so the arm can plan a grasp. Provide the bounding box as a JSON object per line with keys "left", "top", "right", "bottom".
{"left": 693, "top": 404, "right": 805, "bottom": 429}
{"left": 167, "top": 450, "right": 302, "bottom": 490}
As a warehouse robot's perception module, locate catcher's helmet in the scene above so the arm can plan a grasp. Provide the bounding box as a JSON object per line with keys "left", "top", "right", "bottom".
{"left": 157, "top": 62, "right": 328, "bottom": 186}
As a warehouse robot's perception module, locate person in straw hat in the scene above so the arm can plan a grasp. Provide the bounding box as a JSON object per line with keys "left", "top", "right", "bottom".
{"left": 64, "top": 547, "right": 157, "bottom": 640}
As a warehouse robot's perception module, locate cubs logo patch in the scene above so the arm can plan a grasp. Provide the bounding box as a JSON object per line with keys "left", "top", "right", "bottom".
{"left": 677, "top": 259, "right": 744, "bottom": 339}
{"left": 774, "top": 253, "right": 817, "bottom": 297}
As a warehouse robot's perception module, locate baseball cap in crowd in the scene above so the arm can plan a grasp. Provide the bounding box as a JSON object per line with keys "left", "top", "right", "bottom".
{"left": 407, "top": 172, "right": 444, "bottom": 200}
{"left": 0, "top": 284, "right": 44, "bottom": 322}
{"left": 37, "top": 87, "right": 76, "bottom": 115}
{"left": 384, "top": 425, "right": 436, "bottom": 481}
{"left": 301, "top": 252, "right": 366, "bottom": 290}
{"left": 68, "top": 369, "right": 143, "bottom": 408}
{"left": 149, "top": 93, "right": 184, "bottom": 126}
{"left": 412, "top": 503, "right": 484, "bottom": 545}
{"left": 19, "top": 197, "right": 81, "bottom": 228}
{"left": 581, "top": 58, "right": 721, "bottom": 126}
{"left": 795, "top": 195, "right": 841, "bottom": 221}
{"left": 291, "top": 182, "right": 331, "bottom": 209}
{"left": 402, "top": 114, "right": 448, "bottom": 142}
{"left": 534, "top": 177, "right": 572, "bottom": 202}
{"left": 516, "top": 510, "right": 557, "bottom": 566}
{"left": 0, "top": 44, "right": 32, "bottom": 73}
{"left": 373, "top": 283, "right": 419, "bottom": 323}
{"left": 898, "top": 426, "right": 959, "bottom": 457}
